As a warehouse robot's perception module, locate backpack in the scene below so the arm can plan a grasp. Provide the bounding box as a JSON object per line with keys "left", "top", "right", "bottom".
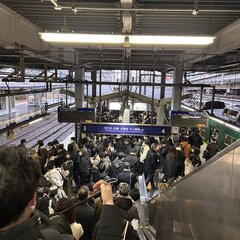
{"left": 12, "top": 211, "right": 74, "bottom": 240}
{"left": 47, "top": 213, "right": 73, "bottom": 235}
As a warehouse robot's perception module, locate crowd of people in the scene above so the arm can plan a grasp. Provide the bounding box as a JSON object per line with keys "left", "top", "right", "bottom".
{"left": 0, "top": 123, "right": 219, "bottom": 240}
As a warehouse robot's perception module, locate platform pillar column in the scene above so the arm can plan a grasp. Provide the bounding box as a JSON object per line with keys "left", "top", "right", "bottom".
{"left": 75, "top": 68, "right": 85, "bottom": 141}
{"left": 160, "top": 71, "right": 166, "bottom": 99}
{"left": 75, "top": 68, "right": 84, "bottom": 108}
{"left": 157, "top": 105, "right": 165, "bottom": 125}
{"left": 172, "top": 67, "right": 183, "bottom": 111}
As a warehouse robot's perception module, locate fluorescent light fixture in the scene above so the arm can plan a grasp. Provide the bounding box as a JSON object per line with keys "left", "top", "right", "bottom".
{"left": 225, "top": 123, "right": 240, "bottom": 131}
{"left": 39, "top": 33, "right": 125, "bottom": 44}
{"left": 39, "top": 32, "right": 215, "bottom": 45}
{"left": 130, "top": 35, "right": 215, "bottom": 45}
{"left": 209, "top": 116, "right": 239, "bottom": 131}
{"left": 29, "top": 118, "right": 43, "bottom": 125}
{"left": 181, "top": 104, "right": 195, "bottom": 112}
{"left": 209, "top": 116, "right": 224, "bottom": 124}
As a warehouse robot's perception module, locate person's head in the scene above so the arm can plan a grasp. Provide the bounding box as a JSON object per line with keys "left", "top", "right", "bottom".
{"left": 0, "top": 146, "right": 40, "bottom": 229}
{"left": 46, "top": 162, "right": 54, "bottom": 171}
{"left": 99, "top": 152, "right": 106, "bottom": 160}
{"left": 143, "top": 139, "right": 150, "bottom": 146}
{"left": 118, "top": 182, "right": 130, "bottom": 197}
{"left": 150, "top": 143, "right": 158, "bottom": 151}
{"left": 77, "top": 185, "right": 89, "bottom": 201}
{"left": 53, "top": 139, "right": 59, "bottom": 145}
{"left": 123, "top": 162, "right": 130, "bottom": 170}
{"left": 55, "top": 198, "right": 75, "bottom": 224}
{"left": 192, "top": 146, "right": 200, "bottom": 156}
{"left": 192, "top": 156, "right": 201, "bottom": 167}
{"left": 47, "top": 142, "right": 53, "bottom": 151}
{"left": 57, "top": 144, "right": 64, "bottom": 151}
{"left": 118, "top": 152, "right": 125, "bottom": 159}
{"left": 20, "top": 139, "right": 27, "bottom": 145}
{"left": 211, "top": 137, "right": 217, "bottom": 143}
{"left": 168, "top": 146, "right": 176, "bottom": 157}
{"left": 70, "top": 137, "right": 76, "bottom": 142}
{"left": 37, "top": 140, "right": 44, "bottom": 147}
{"left": 160, "top": 139, "right": 166, "bottom": 146}
{"left": 188, "top": 153, "right": 195, "bottom": 161}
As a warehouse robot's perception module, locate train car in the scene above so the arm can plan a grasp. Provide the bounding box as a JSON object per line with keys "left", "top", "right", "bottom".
{"left": 181, "top": 104, "right": 240, "bottom": 150}
{"left": 204, "top": 117, "right": 240, "bottom": 150}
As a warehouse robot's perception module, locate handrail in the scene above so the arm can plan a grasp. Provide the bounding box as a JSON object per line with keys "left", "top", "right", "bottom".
{"left": 147, "top": 138, "right": 240, "bottom": 203}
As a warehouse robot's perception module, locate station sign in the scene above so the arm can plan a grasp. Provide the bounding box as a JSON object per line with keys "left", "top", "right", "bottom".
{"left": 58, "top": 108, "right": 96, "bottom": 123}
{"left": 80, "top": 123, "right": 171, "bottom": 136}
{"left": 171, "top": 111, "right": 208, "bottom": 127}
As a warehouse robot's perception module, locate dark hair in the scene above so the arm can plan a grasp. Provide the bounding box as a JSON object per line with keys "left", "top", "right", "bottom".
{"left": 167, "top": 146, "right": 176, "bottom": 158}
{"left": 192, "top": 146, "right": 200, "bottom": 156}
{"left": 192, "top": 156, "right": 202, "bottom": 167}
{"left": 55, "top": 198, "right": 75, "bottom": 224}
{"left": 77, "top": 185, "right": 89, "bottom": 201}
{"left": 188, "top": 153, "right": 195, "bottom": 161}
{"left": 0, "top": 146, "right": 40, "bottom": 228}
{"left": 20, "top": 139, "right": 27, "bottom": 144}
{"left": 38, "top": 140, "right": 44, "bottom": 147}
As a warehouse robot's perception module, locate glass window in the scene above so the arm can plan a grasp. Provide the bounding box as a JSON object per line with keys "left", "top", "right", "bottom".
{"left": 0, "top": 97, "right": 6, "bottom": 110}
{"left": 11, "top": 96, "right": 15, "bottom": 108}
{"left": 224, "top": 134, "right": 237, "bottom": 147}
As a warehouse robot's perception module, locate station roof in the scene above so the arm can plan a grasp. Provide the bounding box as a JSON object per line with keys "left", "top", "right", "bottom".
{"left": 0, "top": 0, "right": 240, "bottom": 73}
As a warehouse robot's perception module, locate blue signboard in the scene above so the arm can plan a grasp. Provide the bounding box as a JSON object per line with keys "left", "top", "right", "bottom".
{"left": 81, "top": 123, "right": 171, "bottom": 136}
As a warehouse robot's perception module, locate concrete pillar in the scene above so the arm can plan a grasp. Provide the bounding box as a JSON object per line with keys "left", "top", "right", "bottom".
{"left": 157, "top": 105, "right": 165, "bottom": 125}
{"left": 171, "top": 67, "right": 183, "bottom": 111}
{"left": 91, "top": 70, "right": 97, "bottom": 97}
{"left": 160, "top": 71, "right": 166, "bottom": 99}
{"left": 75, "top": 68, "right": 84, "bottom": 108}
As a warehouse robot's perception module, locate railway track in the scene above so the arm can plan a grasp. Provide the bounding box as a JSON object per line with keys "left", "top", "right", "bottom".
{"left": 1, "top": 112, "right": 75, "bottom": 148}
{"left": 28, "top": 123, "right": 74, "bottom": 148}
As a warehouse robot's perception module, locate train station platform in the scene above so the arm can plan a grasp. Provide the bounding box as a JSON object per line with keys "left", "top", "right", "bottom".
{"left": 0, "top": 101, "right": 41, "bottom": 129}
{"left": 0, "top": 99, "right": 73, "bottom": 130}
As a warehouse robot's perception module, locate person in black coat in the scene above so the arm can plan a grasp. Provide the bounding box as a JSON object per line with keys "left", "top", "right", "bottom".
{"left": 118, "top": 162, "right": 137, "bottom": 189}
{"left": 192, "top": 130, "right": 203, "bottom": 149}
{"left": 124, "top": 149, "right": 140, "bottom": 175}
{"left": 206, "top": 138, "right": 219, "bottom": 160}
{"left": 144, "top": 143, "right": 159, "bottom": 189}
{"left": 75, "top": 186, "right": 97, "bottom": 240}
{"left": 164, "top": 146, "right": 178, "bottom": 181}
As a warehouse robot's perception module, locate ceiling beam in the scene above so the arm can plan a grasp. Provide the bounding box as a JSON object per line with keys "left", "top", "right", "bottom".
{"left": 177, "top": 19, "right": 240, "bottom": 68}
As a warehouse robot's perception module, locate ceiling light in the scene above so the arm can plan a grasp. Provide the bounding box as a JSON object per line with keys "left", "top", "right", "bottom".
{"left": 39, "top": 33, "right": 125, "bottom": 44}
{"left": 129, "top": 36, "right": 215, "bottom": 45}
{"left": 39, "top": 32, "right": 215, "bottom": 45}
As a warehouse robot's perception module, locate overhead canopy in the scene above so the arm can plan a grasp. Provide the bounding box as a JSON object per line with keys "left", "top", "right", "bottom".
{"left": 60, "top": 88, "right": 192, "bottom": 106}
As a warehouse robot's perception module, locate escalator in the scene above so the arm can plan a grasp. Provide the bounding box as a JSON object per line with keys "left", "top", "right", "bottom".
{"left": 139, "top": 139, "right": 240, "bottom": 239}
